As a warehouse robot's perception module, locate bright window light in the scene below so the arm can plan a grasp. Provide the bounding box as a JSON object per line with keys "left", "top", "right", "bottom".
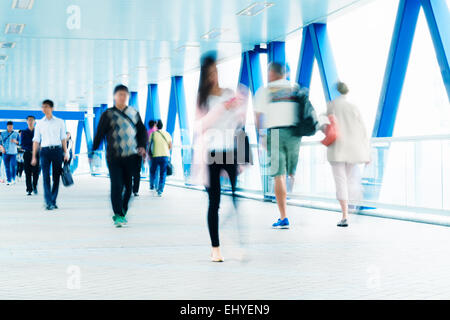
{"left": 236, "top": 2, "right": 275, "bottom": 17}
{"left": 0, "top": 42, "right": 16, "bottom": 49}
{"left": 5, "top": 23, "right": 25, "bottom": 34}
{"left": 12, "top": 0, "right": 35, "bottom": 10}
{"left": 201, "top": 28, "right": 228, "bottom": 40}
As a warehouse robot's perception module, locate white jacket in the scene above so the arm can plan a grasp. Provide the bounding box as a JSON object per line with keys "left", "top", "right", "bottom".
{"left": 326, "top": 96, "right": 370, "bottom": 163}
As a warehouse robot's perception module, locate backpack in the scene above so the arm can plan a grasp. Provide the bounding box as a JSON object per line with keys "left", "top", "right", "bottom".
{"left": 292, "top": 87, "right": 318, "bottom": 137}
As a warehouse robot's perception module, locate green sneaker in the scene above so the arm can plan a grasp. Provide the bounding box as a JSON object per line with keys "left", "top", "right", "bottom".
{"left": 113, "top": 215, "right": 124, "bottom": 228}
{"left": 122, "top": 216, "right": 128, "bottom": 225}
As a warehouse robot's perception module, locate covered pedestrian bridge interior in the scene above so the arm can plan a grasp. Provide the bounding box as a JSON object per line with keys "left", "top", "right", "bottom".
{"left": 1, "top": 0, "right": 449, "bottom": 299}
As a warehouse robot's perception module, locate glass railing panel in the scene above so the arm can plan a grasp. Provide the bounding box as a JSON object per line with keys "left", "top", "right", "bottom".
{"left": 84, "top": 135, "right": 450, "bottom": 215}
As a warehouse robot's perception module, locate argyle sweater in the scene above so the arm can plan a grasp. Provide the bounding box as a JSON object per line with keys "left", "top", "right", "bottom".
{"left": 93, "top": 106, "right": 148, "bottom": 160}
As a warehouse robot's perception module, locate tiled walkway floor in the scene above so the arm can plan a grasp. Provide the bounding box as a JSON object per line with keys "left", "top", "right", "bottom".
{"left": 1, "top": 175, "right": 450, "bottom": 299}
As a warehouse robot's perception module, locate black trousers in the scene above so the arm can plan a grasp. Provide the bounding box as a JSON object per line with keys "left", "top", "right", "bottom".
{"left": 206, "top": 151, "right": 238, "bottom": 248}
{"left": 132, "top": 157, "right": 142, "bottom": 194}
{"left": 107, "top": 154, "right": 139, "bottom": 216}
{"left": 24, "top": 151, "right": 40, "bottom": 193}
{"left": 40, "top": 147, "right": 63, "bottom": 206}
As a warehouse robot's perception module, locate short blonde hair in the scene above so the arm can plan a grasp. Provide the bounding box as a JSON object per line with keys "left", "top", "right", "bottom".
{"left": 337, "top": 82, "right": 349, "bottom": 95}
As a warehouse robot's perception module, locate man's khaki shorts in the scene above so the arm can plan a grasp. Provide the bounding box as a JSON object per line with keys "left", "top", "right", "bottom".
{"left": 267, "top": 127, "right": 301, "bottom": 177}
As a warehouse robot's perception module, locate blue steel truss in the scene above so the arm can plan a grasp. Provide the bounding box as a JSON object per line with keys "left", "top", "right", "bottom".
{"left": 373, "top": 0, "right": 450, "bottom": 138}
{"left": 0, "top": 121, "right": 27, "bottom": 130}
{"left": 268, "top": 41, "right": 286, "bottom": 67}
{"left": 0, "top": 109, "right": 91, "bottom": 172}
{"left": 296, "top": 23, "right": 340, "bottom": 102}
{"left": 166, "top": 76, "right": 191, "bottom": 178}
{"left": 93, "top": 103, "right": 108, "bottom": 151}
{"left": 144, "top": 83, "right": 161, "bottom": 128}
{"left": 129, "top": 91, "right": 139, "bottom": 111}
{"left": 239, "top": 50, "right": 263, "bottom": 96}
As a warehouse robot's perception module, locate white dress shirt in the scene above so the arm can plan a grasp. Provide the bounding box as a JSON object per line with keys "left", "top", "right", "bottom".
{"left": 33, "top": 115, "right": 67, "bottom": 148}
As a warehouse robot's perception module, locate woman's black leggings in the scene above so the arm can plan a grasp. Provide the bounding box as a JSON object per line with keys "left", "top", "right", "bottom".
{"left": 207, "top": 151, "right": 238, "bottom": 247}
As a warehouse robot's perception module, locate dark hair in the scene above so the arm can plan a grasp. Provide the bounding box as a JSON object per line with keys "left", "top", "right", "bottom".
{"left": 268, "top": 62, "right": 286, "bottom": 76}
{"left": 114, "top": 84, "right": 129, "bottom": 95}
{"left": 27, "top": 115, "right": 35, "bottom": 120}
{"left": 148, "top": 120, "right": 156, "bottom": 129}
{"left": 6, "top": 121, "right": 13, "bottom": 126}
{"left": 42, "top": 99, "right": 54, "bottom": 108}
{"left": 197, "top": 51, "right": 218, "bottom": 110}
{"left": 156, "top": 120, "right": 163, "bottom": 130}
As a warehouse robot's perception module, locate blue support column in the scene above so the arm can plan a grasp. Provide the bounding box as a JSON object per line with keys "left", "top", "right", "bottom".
{"left": 296, "top": 27, "right": 315, "bottom": 89}
{"left": 420, "top": 0, "right": 450, "bottom": 100}
{"left": 373, "top": 0, "right": 421, "bottom": 137}
{"left": 295, "top": 24, "right": 340, "bottom": 102}
{"left": 239, "top": 50, "right": 263, "bottom": 96}
{"left": 239, "top": 49, "right": 266, "bottom": 198}
{"left": 72, "top": 120, "right": 85, "bottom": 172}
{"left": 308, "top": 24, "right": 340, "bottom": 102}
{"left": 93, "top": 104, "right": 107, "bottom": 134}
{"left": 144, "top": 84, "right": 161, "bottom": 128}
{"left": 93, "top": 103, "right": 107, "bottom": 152}
{"left": 268, "top": 41, "right": 286, "bottom": 67}
{"left": 83, "top": 117, "right": 93, "bottom": 152}
{"left": 166, "top": 76, "right": 191, "bottom": 178}
{"left": 129, "top": 91, "right": 139, "bottom": 111}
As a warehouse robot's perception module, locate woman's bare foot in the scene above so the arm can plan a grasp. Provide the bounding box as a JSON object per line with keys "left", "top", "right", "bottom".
{"left": 211, "top": 247, "right": 224, "bottom": 262}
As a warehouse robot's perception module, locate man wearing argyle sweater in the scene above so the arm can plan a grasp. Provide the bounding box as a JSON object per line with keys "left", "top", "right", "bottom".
{"left": 93, "top": 85, "right": 148, "bottom": 227}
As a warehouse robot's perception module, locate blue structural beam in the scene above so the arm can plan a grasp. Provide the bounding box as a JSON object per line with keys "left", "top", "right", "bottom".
{"left": 93, "top": 104, "right": 107, "bottom": 150}
{"left": 0, "top": 121, "right": 27, "bottom": 130}
{"left": 73, "top": 118, "right": 93, "bottom": 154}
{"left": 268, "top": 41, "right": 286, "bottom": 67}
{"left": 166, "top": 76, "right": 191, "bottom": 177}
{"left": 373, "top": 0, "right": 421, "bottom": 137}
{"left": 296, "top": 24, "right": 340, "bottom": 102}
{"left": 145, "top": 83, "right": 161, "bottom": 128}
{"left": 0, "top": 110, "right": 86, "bottom": 121}
{"left": 93, "top": 104, "right": 107, "bottom": 134}
{"left": 129, "top": 91, "right": 139, "bottom": 111}
{"left": 420, "top": 0, "right": 450, "bottom": 100}
{"left": 296, "top": 27, "right": 315, "bottom": 89}
{"left": 239, "top": 50, "right": 263, "bottom": 96}
{"left": 308, "top": 24, "right": 340, "bottom": 101}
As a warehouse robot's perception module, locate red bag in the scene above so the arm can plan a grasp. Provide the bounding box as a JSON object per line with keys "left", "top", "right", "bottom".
{"left": 321, "top": 114, "right": 338, "bottom": 147}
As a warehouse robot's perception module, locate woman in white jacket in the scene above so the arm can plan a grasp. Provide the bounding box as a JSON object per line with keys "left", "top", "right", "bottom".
{"left": 326, "top": 82, "right": 370, "bottom": 227}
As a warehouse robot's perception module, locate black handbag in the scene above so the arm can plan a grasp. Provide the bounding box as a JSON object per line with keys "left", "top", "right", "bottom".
{"left": 61, "top": 163, "right": 74, "bottom": 187}
{"left": 234, "top": 128, "right": 253, "bottom": 165}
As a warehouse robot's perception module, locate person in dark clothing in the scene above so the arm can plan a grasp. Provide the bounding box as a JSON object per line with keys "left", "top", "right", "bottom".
{"left": 21, "top": 116, "right": 40, "bottom": 195}
{"left": 92, "top": 84, "right": 148, "bottom": 228}
{"left": 132, "top": 154, "right": 142, "bottom": 197}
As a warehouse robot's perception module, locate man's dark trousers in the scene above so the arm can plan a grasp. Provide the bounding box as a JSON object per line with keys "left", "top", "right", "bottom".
{"left": 107, "top": 154, "right": 139, "bottom": 216}
{"left": 40, "top": 146, "right": 63, "bottom": 206}
{"left": 24, "top": 151, "right": 40, "bottom": 193}
{"left": 132, "top": 156, "right": 142, "bottom": 194}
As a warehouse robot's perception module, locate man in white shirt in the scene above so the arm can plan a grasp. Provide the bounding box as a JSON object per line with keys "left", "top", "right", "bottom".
{"left": 32, "top": 99, "right": 70, "bottom": 210}
{"left": 254, "top": 63, "right": 303, "bottom": 230}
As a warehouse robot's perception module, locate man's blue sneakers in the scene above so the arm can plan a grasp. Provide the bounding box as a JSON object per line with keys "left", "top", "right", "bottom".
{"left": 272, "top": 218, "right": 290, "bottom": 229}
